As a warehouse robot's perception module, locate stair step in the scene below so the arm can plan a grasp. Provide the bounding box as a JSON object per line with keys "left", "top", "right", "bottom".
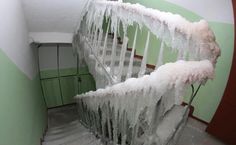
{"left": 44, "top": 124, "right": 86, "bottom": 141}
{"left": 43, "top": 132, "right": 94, "bottom": 145}
{"left": 66, "top": 135, "right": 102, "bottom": 145}
{"left": 47, "top": 120, "right": 79, "bottom": 134}
{"left": 98, "top": 49, "right": 131, "bottom": 57}
{"left": 103, "top": 59, "right": 141, "bottom": 67}
{"left": 156, "top": 105, "right": 187, "bottom": 145}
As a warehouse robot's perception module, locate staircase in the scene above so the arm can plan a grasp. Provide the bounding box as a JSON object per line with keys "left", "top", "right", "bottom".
{"left": 42, "top": 106, "right": 103, "bottom": 145}
{"left": 44, "top": 0, "right": 220, "bottom": 145}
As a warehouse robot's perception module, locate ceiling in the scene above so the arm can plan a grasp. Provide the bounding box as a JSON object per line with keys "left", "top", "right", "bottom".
{"left": 21, "top": 0, "right": 86, "bottom": 33}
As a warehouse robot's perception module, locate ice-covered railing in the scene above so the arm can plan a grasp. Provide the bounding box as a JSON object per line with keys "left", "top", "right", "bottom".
{"left": 73, "top": 0, "right": 220, "bottom": 87}
{"left": 73, "top": 0, "right": 220, "bottom": 144}
{"left": 75, "top": 60, "right": 214, "bottom": 144}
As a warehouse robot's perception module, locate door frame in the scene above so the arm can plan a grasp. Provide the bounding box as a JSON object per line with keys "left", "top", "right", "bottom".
{"left": 206, "top": 1, "right": 236, "bottom": 144}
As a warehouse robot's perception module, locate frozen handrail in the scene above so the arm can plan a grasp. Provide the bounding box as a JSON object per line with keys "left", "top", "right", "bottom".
{"left": 73, "top": 0, "right": 220, "bottom": 144}
{"left": 74, "top": 0, "right": 221, "bottom": 85}
{"left": 75, "top": 60, "right": 214, "bottom": 144}
{"left": 78, "top": 0, "right": 220, "bottom": 65}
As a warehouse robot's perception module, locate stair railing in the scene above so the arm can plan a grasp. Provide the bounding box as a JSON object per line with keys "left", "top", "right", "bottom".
{"left": 73, "top": 0, "right": 220, "bottom": 88}
{"left": 73, "top": 0, "right": 221, "bottom": 145}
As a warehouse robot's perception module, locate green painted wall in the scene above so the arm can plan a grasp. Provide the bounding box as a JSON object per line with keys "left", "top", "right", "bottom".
{"left": 0, "top": 49, "right": 47, "bottom": 145}
{"left": 124, "top": 0, "right": 234, "bottom": 122}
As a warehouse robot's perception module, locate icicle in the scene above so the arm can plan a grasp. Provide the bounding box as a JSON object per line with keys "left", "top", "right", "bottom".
{"left": 126, "top": 25, "right": 138, "bottom": 80}
{"left": 97, "top": 28, "right": 103, "bottom": 51}
{"left": 102, "top": 19, "right": 111, "bottom": 64}
{"left": 93, "top": 26, "right": 99, "bottom": 51}
{"left": 112, "top": 112, "right": 118, "bottom": 145}
{"left": 121, "top": 111, "right": 127, "bottom": 145}
{"left": 117, "top": 36, "right": 129, "bottom": 82}
{"left": 106, "top": 105, "right": 112, "bottom": 140}
{"left": 138, "top": 31, "right": 150, "bottom": 77}
{"left": 155, "top": 40, "right": 165, "bottom": 69}
{"left": 90, "top": 24, "right": 96, "bottom": 43}
{"left": 178, "top": 47, "right": 184, "bottom": 60}
{"left": 110, "top": 18, "right": 118, "bottom": 76}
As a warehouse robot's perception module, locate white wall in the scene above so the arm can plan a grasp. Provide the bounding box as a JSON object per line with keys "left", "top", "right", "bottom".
{"left": 0, "top": 0, "right": 38, "bottom": 79}
{"left": 21, "top": 0, "right": 87, "bottom": 33}
{"left": 29, "top": 32, "right": 73, "bottom": 44}
{"left": 166, "top": 0, "right": 234, "bottom": 24}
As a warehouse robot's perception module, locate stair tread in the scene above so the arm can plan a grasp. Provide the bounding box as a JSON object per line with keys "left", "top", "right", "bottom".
{"left": 44, "top": 123, "right": 86, "bottom": 141}
{"left": 43, "top": 129, "right": 95, "bottom": 145}
{"left": 47, "top": 120, "right": 79, "bottom": 133}
{"left": 65, "top": 136, "right": 102, "bottom": 145}
{"left": 156, "top": 105, "right": 187, "bottom": 143}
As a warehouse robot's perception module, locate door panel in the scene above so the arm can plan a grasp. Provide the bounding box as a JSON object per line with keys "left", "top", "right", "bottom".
{"left": 60, "top": 76, "right": 78, "bottom": 104}
{"left": 42, "top": 79, "right": 62, "bottom": 108}
{"left": 38, "top": 44, "right": 96, "bottom": 108}
{"left": 39, "top": 44, "right": 58, "bottom": 78}
{"left": 59, "top": 44, "right": 77, "bottom": 76}
{"left": 79, "top": 74, "right": 96, "bottom": 94}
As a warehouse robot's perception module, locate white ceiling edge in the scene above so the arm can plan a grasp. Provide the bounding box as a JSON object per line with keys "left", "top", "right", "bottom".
{"left": 21, "top": 0, "right": 87, "bottom": 33}
{"left": 165, "top": 0, "right": 234, "bottom": 24}
{"left": 29, "top": 32, "right": 73, "bottom": 44}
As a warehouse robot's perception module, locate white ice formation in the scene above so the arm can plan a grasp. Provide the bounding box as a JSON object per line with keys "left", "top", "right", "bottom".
{"left": 73, "top": 0, "right": 221, "bottom": 145}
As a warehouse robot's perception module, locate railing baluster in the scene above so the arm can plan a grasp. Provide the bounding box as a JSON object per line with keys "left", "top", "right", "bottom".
{"left": 138, "top": 31, "right": 150, "bottom": 77}
{"left": 126, "top": 25, "right": 138, "bottom": 80}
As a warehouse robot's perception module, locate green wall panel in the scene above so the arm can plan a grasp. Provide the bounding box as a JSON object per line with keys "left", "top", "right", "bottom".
{"left": 42, "top": 79, "right": 63, "bottom": 108}
{"left": 0, "top": 49, "right": 47, "bottom": 145}
{"left": 124, "top": 0, "right": 234, "bottom": 122}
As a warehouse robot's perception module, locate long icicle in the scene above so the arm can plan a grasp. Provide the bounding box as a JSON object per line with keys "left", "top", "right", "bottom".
{"left": 121, "top": 111, "right": 127, "bottom": 145}
{"left": 155, "top": 40, "right": 165, "bottom": 69}
{"left": 110, "top": 19, "right": 119, "bottom": 76}
{"left": 138, "top": 31, "right": 150, "bottom": 77}
{"left": 126, "top": 25, "right": 138, "bottom": 80}
{"left": 117, "top": 35, "right": 129, "bottom": 82}
{"left": 102, "top": 19, "right": 111, "bottom": 64}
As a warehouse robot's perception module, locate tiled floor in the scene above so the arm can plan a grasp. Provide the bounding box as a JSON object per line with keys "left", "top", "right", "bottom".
{"left": 177, "top": 118, "right": 226, "bottom": 145}
{"left": 48, "top": 104, "right": 227, "bottom": 145}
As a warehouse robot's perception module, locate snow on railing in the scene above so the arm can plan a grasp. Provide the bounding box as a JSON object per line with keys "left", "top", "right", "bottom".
{"left": 74, "top": 0, "right": 220, "bottom": 86}
{"left": 75, "top": 60, "right": 214, "bottom": 144}
{"left": 77, "top": 0, "right": 220, "bottom": 64}
{"left": 73, "top": 0, "right": 220, "bottom": 144}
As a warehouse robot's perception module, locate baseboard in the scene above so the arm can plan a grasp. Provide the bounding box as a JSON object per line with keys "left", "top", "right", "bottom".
{"left": 47, "top": 103, "right": 76, "bottom": 110}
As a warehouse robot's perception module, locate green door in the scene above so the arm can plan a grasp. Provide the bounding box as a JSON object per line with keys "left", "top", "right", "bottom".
{"left": 79, "top": 74, "right": 96, "bottom": 94}
{"left": 38, "top": 44, "right": 96, "bottom": 108}
{"left": 42, "top": 79, "right": 63, "bottom": 108}
{"left": 60, "top": 76, "right": 78, "bottom": 104}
